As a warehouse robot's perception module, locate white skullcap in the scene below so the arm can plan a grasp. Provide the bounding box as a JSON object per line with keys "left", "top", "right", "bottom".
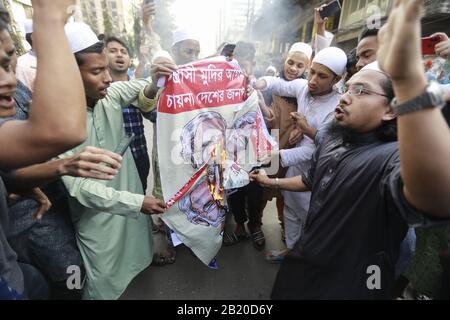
{"left": 172, "top": 28, "right": 200, "bottom": 47}
{"left": 361, "top": 61, "right": 391, "bottom": 78}
{"left": 64, "top": 22, "right": 99, "bottom": 54}
{"left": 266, "top": 66, "right": 277, "bottom": 73}
{"left": 24, "top": 19, "right": 33, "bottom": 34}
{"left": 289, "top": 42, "right": 313, "bottom": 60}
{"left": 312, "top": 47, "right": 347, "bottom": 76}
{"left": 361, "top": 61, "right": 382, "bottom": 72}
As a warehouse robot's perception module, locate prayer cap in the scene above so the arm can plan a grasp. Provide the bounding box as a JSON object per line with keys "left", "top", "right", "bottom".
{"left": 361, "top": 61, "right": 391, "bottom": 78}
{"left": 24, "top": 19, "right": 33, "bottom": 34}
{"left": 312, "top": 47, "right": 347, "bottom": 76}
{"left": 64, "top": 22, "right": 99, "bottom": 54}
{"left": 289, "top": 42, "right": 313, "bottom": 60}
{"left": 266, "top": 66, "right": 277, "bottom": 73}
{"left": 172, "top": 27, "right": 200, "bottom": 46}
{"left": 361, "top": 61, "right": 382, "bottom": 73}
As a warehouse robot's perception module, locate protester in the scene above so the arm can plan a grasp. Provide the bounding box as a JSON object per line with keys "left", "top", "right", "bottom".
{"left": 255, "top": 42, "right": 312, "bottom": 259}
{"left": 0, "top": 24, "right": 123, "bottom": 299}
{"left": 221, "top": 41, "right": 270, "bottom": 250}
{"left": 0, "top": 0, "right": 88, "bottom": 299}
{"left": 251, "top": 0, "right": 450, "bottom": 300}
{"left": 105, "top": 36, "right": 151, "bottom": 192}
{"left": 146, "top": 26, "right": 201, "bottom": 265}
{"left": 58, "top": 22, "right": 166, "bottom": 300}
{"left": 15, "top": 19, "right": 36, "bottom": 91}
{"left": 253, "top": 46, "right": 346, "bottom": 258}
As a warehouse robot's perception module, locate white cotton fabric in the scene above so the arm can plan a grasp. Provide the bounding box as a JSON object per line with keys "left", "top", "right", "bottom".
{"left": 64, "top": 22, "right": 99, "bottom": 54}
{"left": 289, "top": 42, "right": 313, "bottom": 60}
{"left": 312, "top": 46, "right": 347, "bottom": 77}
{"left": 172, "top": 28, "right": 200, "bottom": 46}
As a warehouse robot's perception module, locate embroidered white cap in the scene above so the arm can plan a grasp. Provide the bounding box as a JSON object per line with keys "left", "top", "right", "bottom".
{"left": 266, "top": 66, "right": 277, "bottom": 74}
{"left": 361, "top": 61, "right": 382, "bottom": 73}
{"left": 312, "top": 47, "right": 347, "bottom": 76}
{"left": 64, "top": 22, "right": 100, "bottom": 54}
{"left": 289, "top": 42, "right": 313, "bottom": 60}
{"left": 172, "top": 27, "right": 200, "bottom": 47}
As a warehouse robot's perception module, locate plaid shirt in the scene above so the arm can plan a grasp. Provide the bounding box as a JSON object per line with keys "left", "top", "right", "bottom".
{"left": 122, "top": 105, "right": 149, "bottom": 158}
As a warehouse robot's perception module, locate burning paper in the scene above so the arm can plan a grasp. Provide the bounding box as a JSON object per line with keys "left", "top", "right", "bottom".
{"left": 157, "top": 57, "right": 277, "bottom": 266}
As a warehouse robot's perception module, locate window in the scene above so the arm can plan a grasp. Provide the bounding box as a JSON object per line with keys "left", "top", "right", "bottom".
{"left": 339, "top": 0, "right": 392, "bottom": 29}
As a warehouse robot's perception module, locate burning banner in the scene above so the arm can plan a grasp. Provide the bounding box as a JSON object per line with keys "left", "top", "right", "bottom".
{"left": 157, "top": 57, "right": 277, "bottom": 266}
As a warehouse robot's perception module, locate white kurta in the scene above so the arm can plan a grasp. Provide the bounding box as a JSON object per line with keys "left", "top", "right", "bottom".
{"left": 262, "top": 77, "right": 341, "bottom": 244}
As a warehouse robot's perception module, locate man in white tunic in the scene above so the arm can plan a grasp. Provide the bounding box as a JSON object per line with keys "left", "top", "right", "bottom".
{"left": 254, "top": 47, "right": 347, "bottom": 252}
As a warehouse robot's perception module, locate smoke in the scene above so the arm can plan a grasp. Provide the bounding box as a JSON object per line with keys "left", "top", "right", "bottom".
{"left": 250, "top": 0, "right": 306, "bottom": 75}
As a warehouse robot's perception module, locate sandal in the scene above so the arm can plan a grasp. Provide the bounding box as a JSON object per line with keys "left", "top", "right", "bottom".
{"left": 222, "top": 230, "right": 248, "bottom": 246}
{"left": 151, "top": 251, "right": 176, "bottom": 266}
{"left": 250, "top": 229, "right": 266, "bottom": 250}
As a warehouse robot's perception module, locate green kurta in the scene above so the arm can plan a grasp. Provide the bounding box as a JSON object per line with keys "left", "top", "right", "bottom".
{"left": 60, "top": 79, "right": 154, "bottom": 300}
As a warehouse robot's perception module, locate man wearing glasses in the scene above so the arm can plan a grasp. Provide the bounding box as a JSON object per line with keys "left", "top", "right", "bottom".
{"left": 250, "top": 0, "right": 450, "bottom": 299}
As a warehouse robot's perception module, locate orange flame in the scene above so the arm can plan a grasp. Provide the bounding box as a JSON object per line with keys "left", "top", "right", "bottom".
{"left": 208, "top": 139, "right": 226, "bottom": 204}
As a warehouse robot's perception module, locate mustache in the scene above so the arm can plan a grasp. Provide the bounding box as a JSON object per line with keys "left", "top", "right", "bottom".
{"left": 337, "top": 104, "right": 350, "bottom": 115}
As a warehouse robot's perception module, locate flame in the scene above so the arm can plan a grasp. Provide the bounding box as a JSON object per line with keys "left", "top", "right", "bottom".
{"left": 208, "top": 139, "right": 226, "bottom": 204}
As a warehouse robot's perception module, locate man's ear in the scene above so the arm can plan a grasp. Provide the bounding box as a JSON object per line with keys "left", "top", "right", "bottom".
{"left": 382, "top": 105, "right": 397, "bottom": 122}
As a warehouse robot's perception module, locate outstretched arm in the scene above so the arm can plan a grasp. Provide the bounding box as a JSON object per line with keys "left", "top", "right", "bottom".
{"left": 249, "top": 169, "right": 309, "bottom": 192}
{"left": 4, "top": 147, "right": 123, "bottom": 191}
{"left": 0, "top": 0, "right": 87, "bottom": 169}
{"left": 378, "top": 0, "right": 450, "bottom": 218}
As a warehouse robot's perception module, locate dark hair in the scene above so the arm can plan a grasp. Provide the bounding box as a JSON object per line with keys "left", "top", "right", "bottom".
{"left": 25, "top": 33, "right": 32, "bottom": 47}
{"left": 358, "top": 27, "right": 380, "bottom": 43}
{"left": 220, "top": 44, "right": 236, "bottom": 58}
{"left": 105, "top": 36, "right": 130, "bottom": 55}
{"left": 375, "top": 75, "right": 397, "bottom": 142}
{"left": 346, "top": 47, "right": 357, "bottom": 70}
{"left": 74, "top": 41, "right": 105, "bottom": 66}
{"left": 0, "top": 19, "right": 8, "bottom": 33}
{"left": 234, "top": 41, "right": 256, "bottom": 62}
{"left": 0, "top": 5, "right": 10, "bottom": 24}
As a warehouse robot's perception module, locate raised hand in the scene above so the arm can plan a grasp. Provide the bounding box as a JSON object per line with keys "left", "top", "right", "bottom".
{"left": 150, "top": 56, "right": 178, "bottom": 85}
{"left": 142, "top": 1, "right": 157, "bottom": 27}
{"left": 432, "top": 32, "right": 450, "bottom": 59}
{"left": 31, "top": 0, "right": 76, "bottom": 22}
{"left": 377, "top": 0, "right": 424, "bottom": 82}
{"left": 314, "top": 4, "right": 328, "bottom": 36}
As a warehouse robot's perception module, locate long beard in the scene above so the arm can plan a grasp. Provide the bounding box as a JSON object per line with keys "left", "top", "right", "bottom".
{"left": 329, "top": 119, "right": 359, "bottom": 143}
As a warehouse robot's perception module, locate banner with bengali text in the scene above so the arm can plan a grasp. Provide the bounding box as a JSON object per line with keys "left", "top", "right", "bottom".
{"left": 157, "top": 57, "right": 276, "bottom": 266}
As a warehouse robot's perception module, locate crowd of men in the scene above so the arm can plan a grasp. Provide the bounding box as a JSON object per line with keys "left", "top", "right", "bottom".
{"left": 0, "top": 0, "right": 449, "bottom": 300}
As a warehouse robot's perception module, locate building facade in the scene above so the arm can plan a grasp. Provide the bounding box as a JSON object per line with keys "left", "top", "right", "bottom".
{"left": 253, "top": 0, "right": 450, "bottom": 56}
{"left": 77, "top": 0, "right": 129, "bottom": 37}
{"left": 218, "top": 0, "right": 264, "bottom": 45}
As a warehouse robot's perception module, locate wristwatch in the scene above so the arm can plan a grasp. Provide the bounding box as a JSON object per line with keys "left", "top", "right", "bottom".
{"left": 391, "top": 81, "right": 446, "bottom": 116}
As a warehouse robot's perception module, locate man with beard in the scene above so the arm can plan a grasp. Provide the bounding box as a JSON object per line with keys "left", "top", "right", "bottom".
{"left": 250, "top": 0, "right": 450, "bottom": 299}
